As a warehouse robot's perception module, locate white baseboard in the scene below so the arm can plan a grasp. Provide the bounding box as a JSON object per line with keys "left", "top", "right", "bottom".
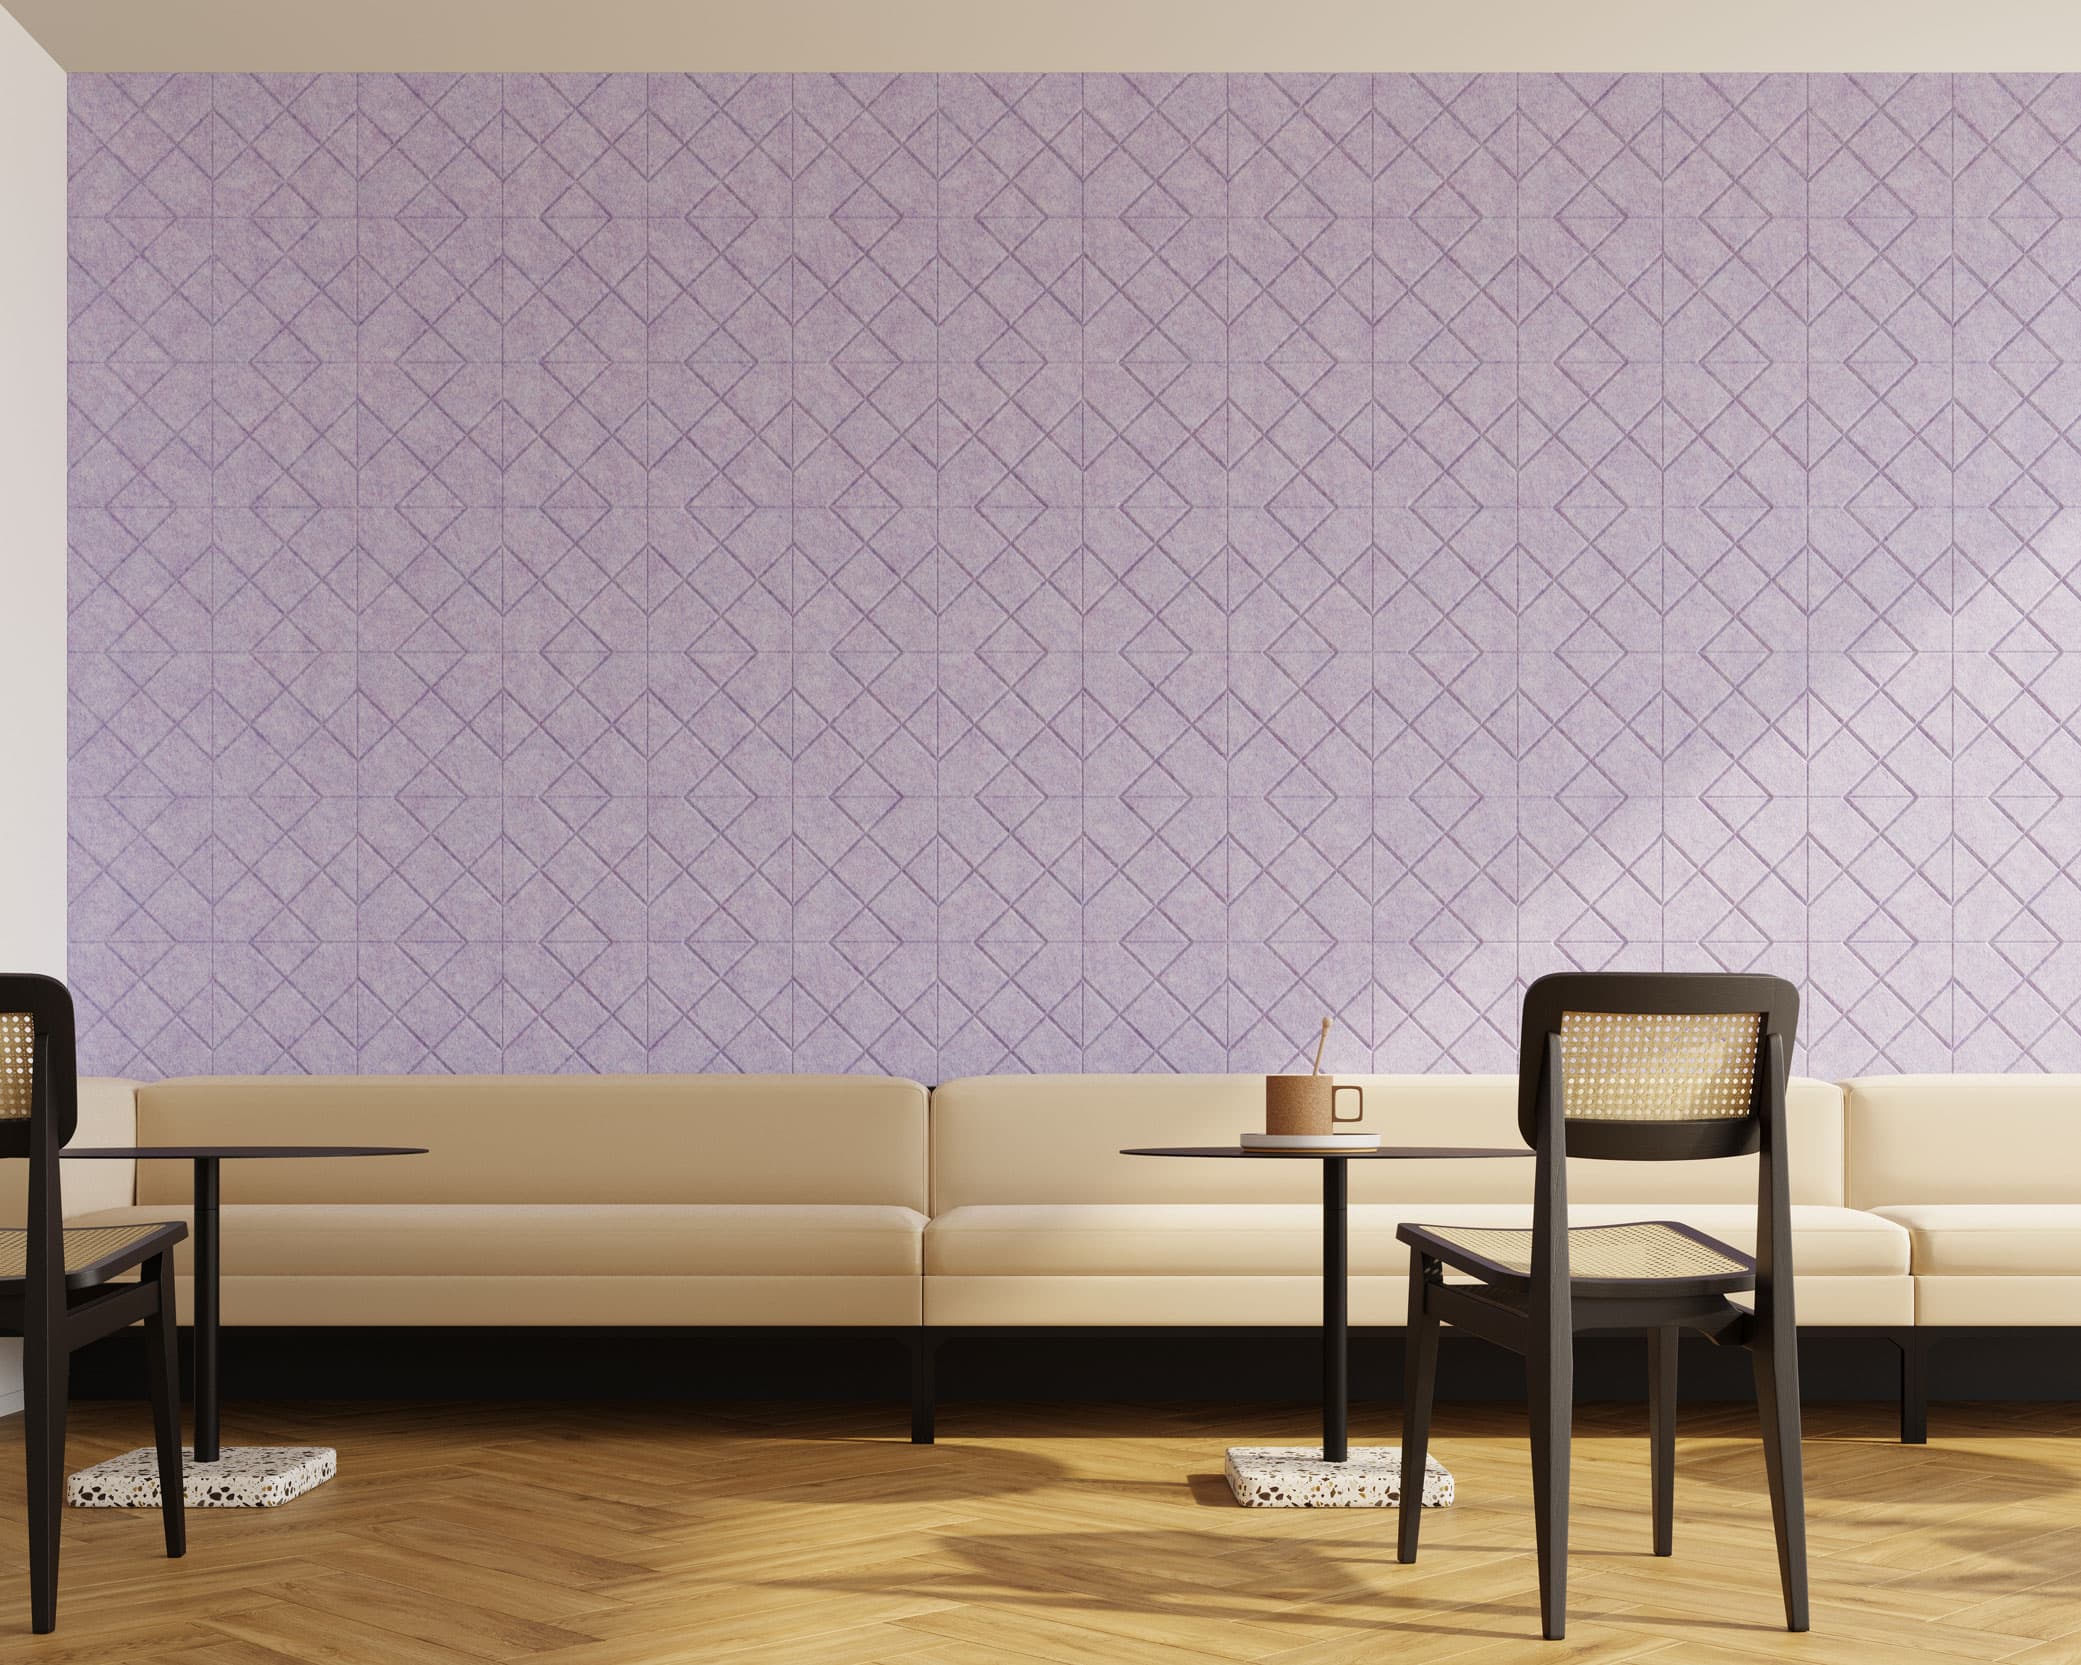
{"left": 0, "top": 1393, "right": 20, "bottom": 1418}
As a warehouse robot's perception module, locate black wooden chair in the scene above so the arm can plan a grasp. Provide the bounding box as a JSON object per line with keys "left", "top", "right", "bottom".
{"left": 1395, "top": 972, "right": 1807, "bottom": 1640}
{"left": 0, "top": 975, "right": 187, "bottom": 1633}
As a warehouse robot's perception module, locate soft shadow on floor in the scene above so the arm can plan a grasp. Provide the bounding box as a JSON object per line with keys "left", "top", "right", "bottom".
{"left": 768, "top": 1521, "right": 1796, "bottom": 1646}
{"left": 773, "top": 1523, "right": 1530, "bottom": 1643}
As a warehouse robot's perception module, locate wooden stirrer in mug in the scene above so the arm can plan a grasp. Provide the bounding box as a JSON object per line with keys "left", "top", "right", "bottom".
{"left": 1311, "top": 1016, "right": 1332, "bottom": 1076}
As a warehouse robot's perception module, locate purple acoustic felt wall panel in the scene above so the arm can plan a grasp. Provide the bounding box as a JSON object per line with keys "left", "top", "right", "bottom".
{"left": 63, "top": 74, "right": 2077, "bottom": 1078}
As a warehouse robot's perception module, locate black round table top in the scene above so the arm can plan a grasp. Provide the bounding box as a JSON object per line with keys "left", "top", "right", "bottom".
{"left": 1121, "top": 1145, "right": 1529, "bottom": 1160}
{"left": 63, "top": 1146, "right": 428, "bottom": 1160}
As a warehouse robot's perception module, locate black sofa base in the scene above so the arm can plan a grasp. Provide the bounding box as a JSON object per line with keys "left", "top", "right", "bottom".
{"left": 904, "top": 1326, "right": 1938, "bottom": 1447}
{"left": 63, "top": 1323, "right": 2054, "bottom": 1447}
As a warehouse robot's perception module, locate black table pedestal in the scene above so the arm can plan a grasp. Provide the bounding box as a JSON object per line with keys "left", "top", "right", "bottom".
{"left": 1322, "top": 1156, "right": 1348, "bottom": 1462}
{"left": 190, "top": 1158, "right": 221, "bottom": 1465}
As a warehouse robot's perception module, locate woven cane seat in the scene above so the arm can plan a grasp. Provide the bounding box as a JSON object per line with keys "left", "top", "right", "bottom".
{"left": 1401, "top": 1219, "right": 1754, "bottom": 1290}
{"left": 0, "top": 1221, "right": 185, "bottom": 1287}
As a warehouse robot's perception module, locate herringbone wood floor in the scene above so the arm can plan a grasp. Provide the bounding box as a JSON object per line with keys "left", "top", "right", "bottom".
{"left": 1, "top": 1397, "right": 2077, "bottom": 1662}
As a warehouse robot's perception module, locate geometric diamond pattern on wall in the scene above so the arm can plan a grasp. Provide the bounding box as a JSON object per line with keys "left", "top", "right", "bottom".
{"left": 68, "top": 74, "right": 2063, "bottom": 1077}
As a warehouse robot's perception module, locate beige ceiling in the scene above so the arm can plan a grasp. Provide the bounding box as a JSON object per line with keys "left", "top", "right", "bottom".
{"left": 7, "top": 0, "right": 2080, "bottom": 73}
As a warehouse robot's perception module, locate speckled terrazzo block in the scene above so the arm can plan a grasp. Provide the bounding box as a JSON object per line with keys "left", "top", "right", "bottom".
{"left": 68, "top": 1446, "right": 337, "bottom": 1508}
{"left": 1224, "top": 1445, "right": 1454, "bottom": 1507}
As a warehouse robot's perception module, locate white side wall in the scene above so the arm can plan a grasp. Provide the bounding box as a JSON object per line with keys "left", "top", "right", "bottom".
{"left": 0, "top": 5, "right": 68, "bottom": 1416}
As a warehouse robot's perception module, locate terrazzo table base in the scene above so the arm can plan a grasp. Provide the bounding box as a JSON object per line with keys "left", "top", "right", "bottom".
{"left": 1225, "top": 1445, "right": 1454, "bottom": 1508}
{"left": 68, "top": 1446, "right": 337, "bottom": 1509}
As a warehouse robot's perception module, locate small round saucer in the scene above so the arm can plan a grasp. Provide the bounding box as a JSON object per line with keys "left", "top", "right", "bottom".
{"left": 1239, "top": 1131, "right": 1382, "bottom": 1151}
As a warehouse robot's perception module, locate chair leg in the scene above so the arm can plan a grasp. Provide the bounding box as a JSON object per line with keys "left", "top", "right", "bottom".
{"left": 145, "top": 1255, "right": 188, "bottom": 1557}
{"left": 909, "top": 1331, "right": 938, "bottom": 1446}
{"left": 1648, "top": 1325, "right": 1677, "bottom": 1557}
{"left": 1397, "top": 1258, "right": 1440, "bottom": 1565}
{"left": 22, "top": 1333, "right": 68, "bottom": 1635}
{"left": 1527, "top": 1329, "right": 1572, "bottom": 1640}
{"left": 1899, "top": 1330, "right": 1929, "bottom": 1445}
{"left": 1752, "top": 1330, "right": 1810, "bottom": 1632}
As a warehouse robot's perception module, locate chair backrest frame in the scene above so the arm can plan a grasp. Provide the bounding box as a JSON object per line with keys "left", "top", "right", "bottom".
{"left": 0, "top": 974, "right": 79, "bottom": 1159}
{"left": 0, "top": 975, "right": 79, "bottom": 1327}
{"left": 1519, "top": 972, "right": 1800, "bottom": 1339}
{"left": 1518, "top": 972, "right": 1798, "bottom": 1162}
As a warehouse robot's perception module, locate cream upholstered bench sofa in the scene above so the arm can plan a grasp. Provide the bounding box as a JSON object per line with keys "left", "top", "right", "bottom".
{"left": 921, "top": 1073, "right": 1918, "bottom": 1437}
{"left": 18, "top": 1069, "right": 2074, "bottom": 1445}
{"left": 30, "top": 1075, "right": 929, "bottom": 1331}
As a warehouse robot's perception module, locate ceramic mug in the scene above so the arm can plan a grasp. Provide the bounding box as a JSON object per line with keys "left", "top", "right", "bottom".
{"left": 1264, "top": 1074, "right": 1364, "bottom": 1137}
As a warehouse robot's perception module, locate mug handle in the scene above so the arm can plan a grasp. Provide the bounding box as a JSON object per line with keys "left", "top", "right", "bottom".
{"left": 1332, "top": 1083, "right": 1364, "bottom": 1123}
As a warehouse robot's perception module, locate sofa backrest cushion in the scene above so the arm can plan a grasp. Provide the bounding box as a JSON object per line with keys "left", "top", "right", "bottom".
{"left": 1844, "top": 1075, "right": 2081, "bottom": 1206}
{"left": 929, "top": 1074, "right": 1846, "bottom": 1211}
{"left": 135, "top": 1076, "right": 929, "bottom": 1211}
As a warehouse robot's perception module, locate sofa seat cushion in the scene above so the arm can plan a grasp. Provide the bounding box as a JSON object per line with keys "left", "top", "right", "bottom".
{"left": 68, "top": 1203, "right": 927, "bottom": 1278}
{"left": 1869, "top": 1205, "right": 2081, "bottom": 1277}
{"left": 925, "top": 1203, "right": 1907, "bottom": 1279}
